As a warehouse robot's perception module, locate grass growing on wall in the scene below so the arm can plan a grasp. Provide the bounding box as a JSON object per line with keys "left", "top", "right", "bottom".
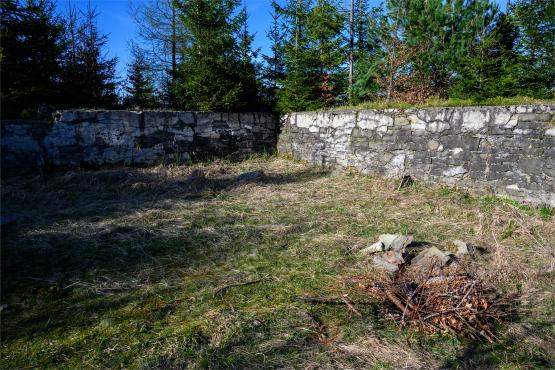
{"left": 333, "top": 96, "right": 555, "bottom": 111}
{"left": 1, "top": 155, "right": 554, "bottom": 368}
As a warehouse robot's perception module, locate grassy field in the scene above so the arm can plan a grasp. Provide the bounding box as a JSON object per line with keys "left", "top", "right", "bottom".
{"left": 1, "top": 156, "right": 554, "bottom": 369}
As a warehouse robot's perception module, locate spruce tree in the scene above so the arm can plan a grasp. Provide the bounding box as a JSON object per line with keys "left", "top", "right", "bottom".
{"left": 261, "top": 3, "right": 286, "bottom": 109}
{"left": 275, "top": 0, "right": 318, "bottom": 112}
{"left": 124, "top": 46, "right": 157, "bottom": 109}
{"left": 60, "top": 4, "right": 118, "bottom": 109}
{"left": 510, "top": 0, "right": 555, "bottom": 97}
{"left": 174, "top": 0, "right": 259, "bottom": 111}
{"left": 235, "top": 6, "right": 261, "bottom": 110}
{"left": 276, "top": 0, "right": 346, "bottom": 112}
{"left": 449, "top": 12, "right": 518, "bottom": 100}
{"left": 0, "top": 0, "right": 65, "bottom": 118}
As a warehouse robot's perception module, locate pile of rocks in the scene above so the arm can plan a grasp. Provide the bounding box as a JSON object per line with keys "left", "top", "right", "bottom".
{"left": 359, "top": 234, "right": 472, "bottom": 273}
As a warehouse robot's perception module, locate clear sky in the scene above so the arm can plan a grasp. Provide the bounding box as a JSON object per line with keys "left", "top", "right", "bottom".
{"left": 54, "top": 0, "right": 506, "bottom": 80}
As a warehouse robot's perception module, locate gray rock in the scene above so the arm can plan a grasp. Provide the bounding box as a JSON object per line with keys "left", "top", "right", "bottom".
{"left": 383, "top": 250, "right": 405, "bottom": 265}
{"left": 451, "top": 240, "right": 469, "bottom": 256}
{"left": 358, "top": 241, "right": 384, "bottom": 255}
{"left": 411, "top": 246, "right": 451, "bottom": 268}
{"left": 372, "top": 255, "right": 400, "bottom": 273}
{"left": 379, "top": 234, "right": 413, "bottom": 252}
{"left": 1, "top": 110, "right": 279, "bottom": 175}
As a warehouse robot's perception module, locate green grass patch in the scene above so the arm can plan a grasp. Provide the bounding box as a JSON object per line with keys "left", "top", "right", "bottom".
{"left": 333, "top": 96, "right": 555, "bottom": 111}
{"left": 1, "top": 156, "right": 553, "bottom": 368}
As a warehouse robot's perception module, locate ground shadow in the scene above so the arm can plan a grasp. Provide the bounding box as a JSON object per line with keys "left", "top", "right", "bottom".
{"left": 0, "top": 164, "right": 328, "bottom": 346}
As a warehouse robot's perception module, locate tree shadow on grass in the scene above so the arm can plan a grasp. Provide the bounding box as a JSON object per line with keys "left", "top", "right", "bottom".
{"left": 0, "top": 164, "right": 328, "bottom": 350}
{"left": 440, "top": 317, "right": 554, "bottom": 369}
{"left": 1, "top": 165, "right": 328, "bottom": 229}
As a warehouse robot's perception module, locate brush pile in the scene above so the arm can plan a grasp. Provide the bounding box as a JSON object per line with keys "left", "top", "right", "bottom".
{"left": 358, "top": 264, "right": 511, "bottom": 342}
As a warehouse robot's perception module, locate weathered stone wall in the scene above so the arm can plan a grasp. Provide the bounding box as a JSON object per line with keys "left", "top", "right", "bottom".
{"left": 278, "top": 105, "right": 555, "bottom": 207}
{"left": 2, "top": 110, "right": 278, "bottom": 174}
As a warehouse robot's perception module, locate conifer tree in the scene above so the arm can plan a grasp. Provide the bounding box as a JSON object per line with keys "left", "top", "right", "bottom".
{"left": 276, "top": 0, "right": 346, "bottom": 112}
{"left": 348, "top": 0, "right": 375, "bottom": 104}
{"left": 124, "top": 46, "right": 157, "bottom": 109}
{"left": 509, "top": 0, "right": 555, "bottom": 97}
{"left": 174, "top": 0, "right": 259, "bottom": 111}
{"left": 235, "top": 6, "right": 261, "bottom": 110}
{"left": 60, "top": 4, "right": 118, "bottom": 109}
{"left": 0, "top": 0, "right": 65, "bottom": 118}
{"left": 398, "top": 0, "right": 498, "bottom": 99}
{"left": 353, "top": 0, "right": 500, "bottom": 103}
{"left": 450, "top": 12, "right": 518, "bottom": 99}
{"left": 261, "top": 3, "right": 286, "bottom": 109}
{"left": 274, "top": 0, "right": 317, "bottom": 112}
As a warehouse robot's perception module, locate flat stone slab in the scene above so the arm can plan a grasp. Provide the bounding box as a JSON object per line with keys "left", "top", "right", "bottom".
{"left": 379, "top": 234, "right": 413, "bottom": 252}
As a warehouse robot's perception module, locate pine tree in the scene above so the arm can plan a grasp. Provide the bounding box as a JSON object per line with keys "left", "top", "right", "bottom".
{"left": 509, "top": 0, "right": 555, "bottom": 97}
{"left": 275, "top": 0, "right": 318, "bottom": 112}
{"left": 276, "top": 0, "right": 346, "bottom": 112}
{"left": 1, "top": 0, "right": 65, "bottom": 118}
{"left": 261, "top": 3, "right": 286, "bottom": 109}
{"left": 449, "top": 12, "right": 518, "bottom": 100}
{"left": 235, "top": 6, "right": 261, "bottom": 110}
{"left": 398, "top": 0, "right": 498, "bottom": 99}
{"left": 60, "top": 4, "right": 118, "bottom": 109}
{"left": 353, "top": 0, "right": 500, "bottom": 103}
{"left": 174, "top": 0, "right": 259, "bottom": 111}
{"left": 124, "top": 46, "right": 156, "bottom": 109}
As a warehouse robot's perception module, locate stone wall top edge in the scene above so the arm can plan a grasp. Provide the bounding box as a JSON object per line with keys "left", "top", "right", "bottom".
{"left": 289, "top": 104, "right": 555, "bottom": 115}
{"left": 54, "top": 109, "right": 277, "bottom": 115}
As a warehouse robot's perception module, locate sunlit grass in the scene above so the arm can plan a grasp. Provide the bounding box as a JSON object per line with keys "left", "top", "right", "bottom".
{"left": 1, "top": 155, "right": 553, "bottom": 368}
{"left": 333, "top": 96, "right": 555, "bottom": 111}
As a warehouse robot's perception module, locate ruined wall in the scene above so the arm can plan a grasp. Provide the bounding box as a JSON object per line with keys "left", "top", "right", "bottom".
{"left": 1, "top": 110, "right": 278, "bottom": 174}
{"left": 278, "top": 105, "right": 555, "bottom": 207}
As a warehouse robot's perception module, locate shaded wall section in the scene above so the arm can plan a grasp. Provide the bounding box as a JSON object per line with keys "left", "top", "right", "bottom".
{"left": 278, "top": 105, "right": 555, "bottom": 207}
{"left": 2, "top": 111, "right": 278, "bottom": 174}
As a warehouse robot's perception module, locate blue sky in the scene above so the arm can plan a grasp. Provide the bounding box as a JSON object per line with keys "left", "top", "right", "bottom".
{"left": 54, "top": 0, "right": 505, "bottom": 80}
{"left": 53, "top": 0, "right": 383, "bottom": 78}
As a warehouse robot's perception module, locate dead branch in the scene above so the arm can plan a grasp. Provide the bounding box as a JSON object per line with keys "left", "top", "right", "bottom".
{"left": 213, "top": 276, "right": 268, "bottom": 298}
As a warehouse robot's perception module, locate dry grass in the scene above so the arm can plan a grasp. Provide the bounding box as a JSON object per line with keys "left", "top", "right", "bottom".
{"left": 333, "top": 96, "right": 555, "bottom": 111}
{"left": 1, "top": 155, "right": 554, "bottom": 368}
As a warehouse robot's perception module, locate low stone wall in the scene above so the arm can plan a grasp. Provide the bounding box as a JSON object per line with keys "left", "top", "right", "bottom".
{"left": 278, "top": 105, "right": 555, "bottom": 207}
{"left": 1, "top": 110, "right": 278, "bottom": 174}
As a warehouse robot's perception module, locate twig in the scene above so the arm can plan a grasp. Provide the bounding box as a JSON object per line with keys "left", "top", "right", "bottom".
{"left": 421, "top": 307, "right": 466, "bottom": 321}
{"left": 385, "top": 289, "right": 412, "bottom": 313}
{"left": 456, "top": 281, "right": 476, "bottom": 309}
{"left": 293, "top": 297, "right": 372, "bottom": 305}
{"left": 341, "top": 295, "right": 362, "bottom": 317}
{"left": 213, "top": 276, "right": 268, "bottom": 298}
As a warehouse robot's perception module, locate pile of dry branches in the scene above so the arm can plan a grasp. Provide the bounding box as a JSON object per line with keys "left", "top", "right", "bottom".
{"left": 358, "top": 266, "right": 512, "bottom": 342}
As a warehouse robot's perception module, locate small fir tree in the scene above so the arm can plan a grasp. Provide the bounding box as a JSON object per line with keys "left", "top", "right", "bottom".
{"left": 124, "top": 47, "right": 157, "bottom": 109}
{"left": 60, "top": 4, "right": 118, "bottom": 109}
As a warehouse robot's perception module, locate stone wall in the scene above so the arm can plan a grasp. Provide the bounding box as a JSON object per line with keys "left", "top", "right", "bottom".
{"left": 278, "top": 105, "right": 555, "bottom": 207}
{"left": 2, "top": 110, "right": 278, "bottom": 174}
